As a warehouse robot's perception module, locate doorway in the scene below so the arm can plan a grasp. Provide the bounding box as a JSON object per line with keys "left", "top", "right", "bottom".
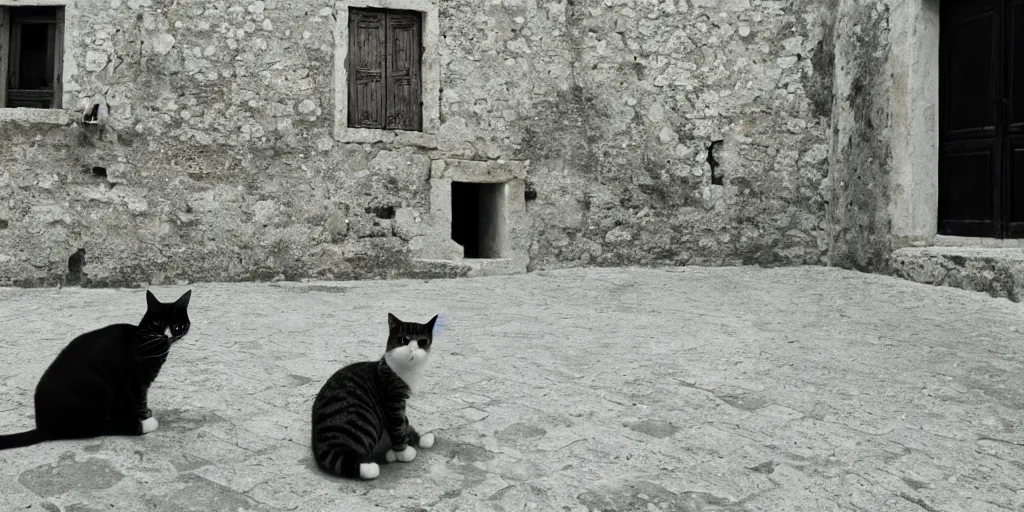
{"left": 450, "top": 181, "right": 506, "bottom": 258}
{"left": 939, "top": 0, "right": 1024, "bottom": 237}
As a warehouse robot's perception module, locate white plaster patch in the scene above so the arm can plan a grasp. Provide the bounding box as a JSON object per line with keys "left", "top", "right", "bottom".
{"left": 315, "top": 137, "right": 334, "bottom": 152}
{"left": 658, "top": 126, "right": 678, "bottom": 144}
{"left": 85, "top": 50, "right": 110, "bottom": 72}
{"left": 298, "top": 99, "right": 317, "bottom": 115}
{"left": 149, "top": 33, "right": 176, "bottom": 55}
{"left": 647, "top": 102, "right": 666, "bottom": 122}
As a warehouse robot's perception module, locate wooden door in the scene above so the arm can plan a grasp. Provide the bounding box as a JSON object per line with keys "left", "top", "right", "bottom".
{"left": 939, "top": 0, "right": 1024, "bottom": 237}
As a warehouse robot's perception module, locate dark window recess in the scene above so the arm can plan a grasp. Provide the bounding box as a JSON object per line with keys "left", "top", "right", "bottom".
{"left": 524, "top": 180, "right": 538, "bottom": 201}
{"left": 451, "top": 182, "right": 506, "bottom": 259}
{"left": 347, "top": 7, "right": 422, "bottom": 131}
{"left": 365, "top": 205, "right": 396, "bottom": 219}
{"left": 66, "top": 248, "right": 85, "bottom": 286}
{"left": 707, "top": 139, "right": 724, "bottom": 185}
{"left": 0, "top": 6, "right": 65, "bottom": 109}
{"left": 939, "top": 0, "right": 1024, "bottom": 237}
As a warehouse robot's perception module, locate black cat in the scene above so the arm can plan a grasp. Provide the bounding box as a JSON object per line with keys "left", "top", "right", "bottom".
{"left": 0, "top": 290, "right": 192, "bottom": 450}
{"left": 311, "top": 313, "right": 438, "bottom": 480}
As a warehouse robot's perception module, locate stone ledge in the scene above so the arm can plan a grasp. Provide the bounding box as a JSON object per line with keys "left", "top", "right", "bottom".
{"left": 889, "top": 246, "right": 1024, "bottom": 302}
{"left": 0, "top": 108, "right": 71, "bottom": 125}
{"left": 412, "top": 258, "right": 526, "bottom": 277}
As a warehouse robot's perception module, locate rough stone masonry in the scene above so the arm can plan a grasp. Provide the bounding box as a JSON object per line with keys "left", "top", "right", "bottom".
{"left": 0, "top": 0, "right": 834, "bottom": 286}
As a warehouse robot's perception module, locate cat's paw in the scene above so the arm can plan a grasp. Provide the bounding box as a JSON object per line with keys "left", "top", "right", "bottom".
{"left": 358, "top": 464, "right": 378, "bottom": 479}
{"left": 390, "top": 445, "right": 417, "bottom": 463}
{"left": 141, "top": 417, "right": 159, "bottom": 434}
{"left": 359, "top": 462, "right": 380, "bottom": 480}
{"left": 418, "top": 433, "right": 435, "bottom": 449}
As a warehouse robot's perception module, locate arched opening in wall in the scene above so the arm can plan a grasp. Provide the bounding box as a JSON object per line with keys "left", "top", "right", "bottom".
{"left": 450, "top": 181, "right": 506, "bottom": 259}
{"left": 938, "top": 0, "right": 1024, "bottom": 238}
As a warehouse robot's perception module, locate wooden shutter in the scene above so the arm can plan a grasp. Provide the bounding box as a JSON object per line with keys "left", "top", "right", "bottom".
{"left": 384, "top": 11, "right": 422, "bottom": 131}
{"left": 51, "top": 7, "right": 63, "bottom": 108}
{"left": 348, "top": 9, "right": 386, "bottom": 129}
{"left": 0, "top": 8, "right": 8, "bottom": 108}
{"left": 4, "top": 7, "right": 61, "bottom": 109}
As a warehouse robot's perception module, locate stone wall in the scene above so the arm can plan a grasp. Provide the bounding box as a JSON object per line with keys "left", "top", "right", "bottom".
{"left": 0, "top": 0, "right": 834, "bottom": 287}
{"left": 827, "top": 0, "right": 893, "bottom": 272}
{"left": 828, "top": 0, "right": 945, "bottom": 275}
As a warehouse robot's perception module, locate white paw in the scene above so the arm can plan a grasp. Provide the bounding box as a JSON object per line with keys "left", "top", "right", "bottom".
{"left": 385, "top": 449, "right": 397, "bottom": 463}
{"left": 394, "top": 445, "right": 417, "bottom": 462}
{"left": 418, "top": 433, "right": 435, "bottom": 449}
{"left": 141, "top": 417, "right": 159, "bottom": 434}
{"left": 359, "top": 462, "right": 380, "bottom": 480}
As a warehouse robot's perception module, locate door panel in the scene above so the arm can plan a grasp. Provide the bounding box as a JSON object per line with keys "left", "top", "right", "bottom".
{"left": 939, "top": 0, "right": 1008, "bottom": 237}
{"left": 939, "top": 141, "right": 1000, "bottom": 239}
{"left": 384, "top": 11, "right": 422, "bottom": 131}
{"left": 1007, "top": 137, "right": 1024, "bottom": 222}
{"left": 1010, "top": 0, "right": 1024, "bottom": 132}
{"left": 944, "top": 10, "right": 998, "bottom": 136}
{"left": 348, "top": 9, "right": 387, "bottom": 129}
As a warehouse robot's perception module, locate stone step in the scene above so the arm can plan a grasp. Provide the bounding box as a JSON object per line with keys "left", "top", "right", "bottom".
{"left": 889, "top": 246, "right": 1024, "bottom": 302}
{"left": 412, "top": 257, "right": 526, "bottom": 278}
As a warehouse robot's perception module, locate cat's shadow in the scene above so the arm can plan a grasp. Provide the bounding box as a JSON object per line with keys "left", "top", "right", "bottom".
{"left": 153, "top": 408, "right": 227, "bottom": 432}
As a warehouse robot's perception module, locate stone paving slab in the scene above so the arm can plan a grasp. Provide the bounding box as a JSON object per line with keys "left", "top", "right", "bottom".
{"left": 0, "top": 266, "right": 1023, "bottom": 511}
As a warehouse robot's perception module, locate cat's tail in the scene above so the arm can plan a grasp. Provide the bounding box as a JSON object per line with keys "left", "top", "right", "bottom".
{"left": 0, "top": 430, "right": 45, "bottom": 450}
{"left": 313, "top": 442, "right": 377, "bottom": 479}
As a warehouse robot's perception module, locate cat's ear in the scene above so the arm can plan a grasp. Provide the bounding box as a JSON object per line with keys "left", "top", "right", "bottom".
{"left": 145, "top": 290, "right": 160, "bottom": 310}
{"left": 387, "top": 313, "right": 400, "bottom": 331}
{"left": 425, "top": 315, "right": 438, "bottom": 334}
{"left": 175, "top": 290, "right": 192, "bottom": 308}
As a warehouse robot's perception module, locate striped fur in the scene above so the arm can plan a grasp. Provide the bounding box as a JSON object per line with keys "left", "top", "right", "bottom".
{"left": 311, "top": 313, "right": 438, "bottom": 480}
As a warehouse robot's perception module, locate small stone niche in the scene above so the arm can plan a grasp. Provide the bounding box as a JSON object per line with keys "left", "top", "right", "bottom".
{"left": 402, "top": 158, "right": 529, "bottom": 276}
{"left": 451, "top": 181, "right": 506, "bottom": 259}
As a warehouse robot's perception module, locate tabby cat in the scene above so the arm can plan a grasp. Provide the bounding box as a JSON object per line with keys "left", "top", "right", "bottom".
{"left": 311, "top": 313, "right": 439, "bottom": 480}
{"left": 0, "top": 290, "right": 192, "bottom": 450}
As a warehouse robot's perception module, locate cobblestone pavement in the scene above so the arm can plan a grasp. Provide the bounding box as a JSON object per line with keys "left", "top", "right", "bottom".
{"left": 0, "top": 266, "right": 1022, "bottom": 511}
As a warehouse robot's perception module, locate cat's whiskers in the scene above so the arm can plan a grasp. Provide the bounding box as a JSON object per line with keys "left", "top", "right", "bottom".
{"left": 138, "top": 350, "right": 169, "bottom": 360}
{"left": 137, "top": 336, "right": 168, "bottom": 349}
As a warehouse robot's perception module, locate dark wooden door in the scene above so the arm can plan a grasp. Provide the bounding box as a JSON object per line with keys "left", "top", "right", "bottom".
{"left": 940, "top": 0, "right": 1024, "bottom": 237}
